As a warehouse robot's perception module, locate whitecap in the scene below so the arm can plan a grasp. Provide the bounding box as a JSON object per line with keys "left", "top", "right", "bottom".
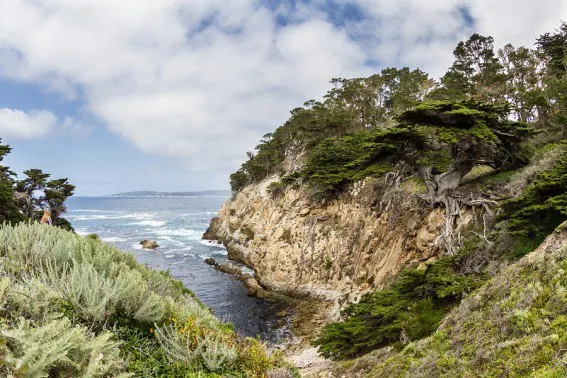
{"left": 150, "top": 228, "right": 200, "bottom": 239}
{"left": 75, "top": 228, "right": 90, "bottom": 236}
{"left": 164, "top": 254, "right": 176, "bottom": 259}
{"left": 69, "top": 209, "right": 119, "bottom": 213}
{"left": 157, "top": 236, "right": 185, "bottom": 245}
{"left": 181, "top": 211, "right": 218, "bottom": 216}
{"left": 168, "top": 246, "right": 194, "bottom": 253}
{"left": 199, "top": 240, "right": 226, "bottom": 249}
{"left": 68, "top": 215, "right": 113, "bottom": 221}
{"left": 101, "top": 236, "right": 128, "bottom": 243}
{"left": 129, "top": 220, "right": 166, "bottom": 227}
{"left": 69, "top": 212, "right": 157, "bottom": 222}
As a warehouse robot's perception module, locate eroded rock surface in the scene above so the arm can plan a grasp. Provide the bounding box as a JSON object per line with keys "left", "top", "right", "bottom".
{"left": 204, "top": 177, "right": 473, "bottom": 305}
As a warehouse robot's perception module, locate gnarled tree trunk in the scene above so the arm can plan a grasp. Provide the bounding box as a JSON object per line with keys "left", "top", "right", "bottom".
{"left": 418, "top": 160, "right": 475, "bottom": 254}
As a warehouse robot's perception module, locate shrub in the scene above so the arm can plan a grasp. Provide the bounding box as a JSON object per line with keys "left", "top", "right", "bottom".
{"left": 369, "top": 233, "right": 567, "bottom": 377}
{"left": 267, "top": 181, "right": 286, "bottom": 199}
{"left": 1, "top": 317, "right": 126, "bottom": 377}
{"left": 313, "top": 255, "right": 485, "bottom": 359}
{"left": 502, "top": 145, "right": 567, "bottom": 241}
{"left": 301, "top": 128, "right": 412, "bottom": 196}
{"left": 0, "top": 223, "right": 281, "bottom": 376}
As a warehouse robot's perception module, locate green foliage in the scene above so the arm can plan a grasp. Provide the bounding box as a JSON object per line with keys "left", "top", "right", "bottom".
{"left": 433, "top": 34, "right": 506, "bottom": 102}
{"left": 1, "top": 317, "right": 126, "bottom": 378}
{"left": 0, "top": 139, "right": 75, "bottom": 228}
{"left": 15, "top": 168, "right": 51, "bottom": 219}
{"left": 313, "top": 254, "right": 486, "bottom": 359}
{"left": 301, "top": 100, "right": 531, "bottom": 197}
{"left": 230, "top": 68, "right": 435, "bottom": 192}
{"left": 0, "top": 223, "right": 285, "bottom": 376}
{"left": 266, "top": 180, "right": 286, "bottom": 199}
{"left": 44, "top": 178, "right": 75, "bottom": 231}
{"left": 367, "top": 231, "right": 567, "bottom": 377}
{"left": 499, "top": 44, "right": 546, "bottom": 124}
{"left": 536, "top": 22, "right": 567, "bottom": 76}
{"left": 229, "top": 169, "right": 249, "bottom": 192}
{"left": 399, "top": 100, "right": 532, "bottom": 176}
{"left": 503, "top": 147, "right": 567, "bottom": 240}
{"left": 301, "top": 129, "right": 411, "bottom": 195}
{"left": 0, "top": 140, "right": 24, "bottom": 224}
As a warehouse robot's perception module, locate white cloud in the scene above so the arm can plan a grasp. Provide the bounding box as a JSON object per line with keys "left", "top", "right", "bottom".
{"left": 0, "top": 0, "right": 564, "bottom": 173}
{"left": 0, "top": 108, "right": 91, "bottom": 140}
{"left": 0, "top": 108, "right": 56, "bottom": 139}
{"left": 466, "top": 0, "right": 567, "bottom": 48}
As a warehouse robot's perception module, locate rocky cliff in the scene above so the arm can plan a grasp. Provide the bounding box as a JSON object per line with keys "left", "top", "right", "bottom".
{"left": 204, "top": 175, "right": 476, "bottom": 305}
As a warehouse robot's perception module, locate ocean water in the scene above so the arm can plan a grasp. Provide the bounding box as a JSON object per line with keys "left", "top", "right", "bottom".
{"left": 66, "top": 195, "right": 287, "bottom": 340}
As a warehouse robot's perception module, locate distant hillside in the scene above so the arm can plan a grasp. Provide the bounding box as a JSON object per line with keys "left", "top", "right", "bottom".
{"left": 110, "top": 190, "right": 230, "bottom": 197}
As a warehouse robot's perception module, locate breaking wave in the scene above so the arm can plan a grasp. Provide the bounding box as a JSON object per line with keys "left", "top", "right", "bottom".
{"left": 129, "top": 220, "right": 166, "bottom": 227}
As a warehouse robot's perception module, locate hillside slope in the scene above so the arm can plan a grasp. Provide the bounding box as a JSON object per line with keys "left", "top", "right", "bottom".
{"left": 334, "top": 222, "right": 567, "bottom": 377}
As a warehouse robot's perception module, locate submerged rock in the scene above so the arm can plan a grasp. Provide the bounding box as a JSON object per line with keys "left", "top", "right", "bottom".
{"left": 139, "top": 239, "right": 159, "bottom": 250}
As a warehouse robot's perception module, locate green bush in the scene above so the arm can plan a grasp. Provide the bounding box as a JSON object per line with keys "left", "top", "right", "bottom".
{"left": 503, "top": 146, "right": 567, "bottom": 243}
{"left": 0, "top": 223, "right": 287, "bottom": 376}
{"left": 302, "top": 128, "right": 419, "bottom": 196}
{"left": 313, "top": 255, "right": 485, "bottom": 359}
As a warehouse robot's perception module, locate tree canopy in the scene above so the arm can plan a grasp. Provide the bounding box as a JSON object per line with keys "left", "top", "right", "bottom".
{"left": 0, "top": 140, "right": 74, "bottom": 229}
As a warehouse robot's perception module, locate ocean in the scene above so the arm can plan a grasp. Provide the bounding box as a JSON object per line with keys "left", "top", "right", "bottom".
{"left": 65, "top": 195, "right": 287, "bottom": 341}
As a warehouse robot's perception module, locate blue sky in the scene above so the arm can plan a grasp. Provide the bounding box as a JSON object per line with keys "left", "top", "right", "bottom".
{"left": 0, "top": 0, "right": 565, "bottom": 195}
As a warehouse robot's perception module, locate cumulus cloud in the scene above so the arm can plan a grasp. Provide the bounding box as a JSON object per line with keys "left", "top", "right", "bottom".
{"left": 0, "top": 108, "right": 56, "bottom": 139}
{"left": 0, "top": 108, "right": 91, "bottom": 140}
{"left": 0, "top": 0, "right": 564, "bottom": 172}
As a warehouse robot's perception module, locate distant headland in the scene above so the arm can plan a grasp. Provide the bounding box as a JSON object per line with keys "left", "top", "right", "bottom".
{"left": 109, "top": 190, "right": 230, "bottom": 197}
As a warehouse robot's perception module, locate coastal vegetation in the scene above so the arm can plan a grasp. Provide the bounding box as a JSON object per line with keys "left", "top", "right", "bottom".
{"left": 228, "top": 21, "right": 567, "bottom": 369}
{"left": 335, "top": 222, "right": 567, "bottom": 377}
{"left": 0, "top": 141, "right": 74, "bottom": 229}
{"left": 0, "top": 223, "right": 289, "bottom": 376}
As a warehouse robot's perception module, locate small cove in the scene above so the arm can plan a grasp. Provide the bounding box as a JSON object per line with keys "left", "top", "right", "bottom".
{"left": 66, "top": 195, "right": 290, "bottom": 342}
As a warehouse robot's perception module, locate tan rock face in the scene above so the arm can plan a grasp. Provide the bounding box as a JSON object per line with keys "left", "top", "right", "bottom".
{"left": 204, "top": 177, "right": 474, "bottom": 302}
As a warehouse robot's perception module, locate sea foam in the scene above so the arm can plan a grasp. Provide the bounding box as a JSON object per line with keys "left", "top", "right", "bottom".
{"left": 130, "top": 220, "right": 166, "bottom": 227}
{"left": 101, "top": 236, "right": 128, "bottom": 243}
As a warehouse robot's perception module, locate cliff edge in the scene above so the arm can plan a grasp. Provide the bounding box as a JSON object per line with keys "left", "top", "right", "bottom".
{"left": 204, "top": 175, "right": 475, "bottom": 304}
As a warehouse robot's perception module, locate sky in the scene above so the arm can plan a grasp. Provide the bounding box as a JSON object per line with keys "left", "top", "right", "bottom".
{"left": 0, "top": 1, "right": 565, "bottom": 195}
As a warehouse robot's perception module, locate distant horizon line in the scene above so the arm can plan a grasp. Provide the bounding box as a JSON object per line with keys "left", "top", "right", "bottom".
{"left": 71, "top": 189, "right": 232, "bottom": 198}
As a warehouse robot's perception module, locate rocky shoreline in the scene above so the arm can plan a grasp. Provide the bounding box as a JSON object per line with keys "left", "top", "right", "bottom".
{"left": 200, "top": 254, "right": 336, "bottom": 376}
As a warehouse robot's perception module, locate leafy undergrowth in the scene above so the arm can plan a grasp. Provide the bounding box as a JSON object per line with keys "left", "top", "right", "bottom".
{"left": 361, "top": 223, "right": 567, "bottom": 377}
{"left": 0, "top": 223, "right": 293, "bottom": 377}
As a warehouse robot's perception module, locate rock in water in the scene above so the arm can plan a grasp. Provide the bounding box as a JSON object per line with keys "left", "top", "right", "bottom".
{"left": 140, "top": 239, "right": 159, "bottom": 250}
{"left": 204, "top": 257, "right": 217, "bottom": 266}
{"left": 215, "top": 261, "right": 243, "bottom": 276}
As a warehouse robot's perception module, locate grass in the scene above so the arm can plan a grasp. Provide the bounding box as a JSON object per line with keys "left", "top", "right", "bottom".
{"left": 337, "top": 224, "right": 567, "bottom": 377}
{"left": 0, "top": 222, "right": 290, "bottom": 377}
